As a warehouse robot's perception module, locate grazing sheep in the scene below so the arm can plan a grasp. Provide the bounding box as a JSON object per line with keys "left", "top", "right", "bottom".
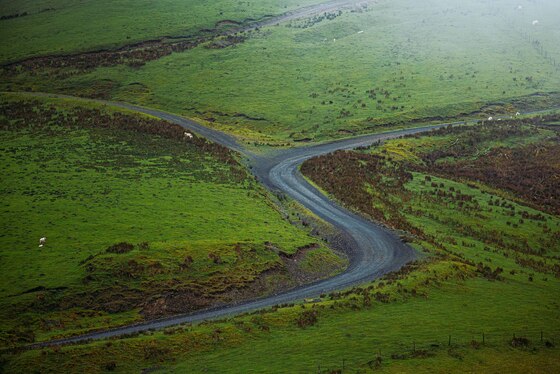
{"left": 516, "top": 112, "right": 521, "bottom": 116}
{"left": 39, "top": 237, "right": 46, "bottom": 247}
{"left": 488, "top": 116, "right": 493, "bottom": 121}
{"left": 357, "top": 30, "right": 364, "bottom": 34}
{"left": 532, "top": 20, "right": 539, "bottom": 26}
{"left": 183, "top": 131, "right": 193, "bottom": 139}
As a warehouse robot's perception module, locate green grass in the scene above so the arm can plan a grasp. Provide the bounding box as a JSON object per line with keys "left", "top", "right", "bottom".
{"left": 292, "top": 119, "right": 560, "bottom": 371}
{"left": 0, "top": 93, "right": 345, "bottom": 345}
{"left": 3, "top": 0, "right": 559, "bottom": 144}
{"left": 0, "top": 0, "right": 325, "bottom": 63}
{"left": 383, "top": 125, "right": 554, "bottom": 165}
{"left": 3, "top": 117, "right": 559, "bottom": 373}
{"left": 4, "top": 266, "right": 559, "bottom": 373}
{"left": 367, "top": 121, "right": 560, "bottom": 260}
{"left": 405, "top": 172, "right": 559, "bottom": 253}
{"left": 1, "top": 1, "right": 560, "bottom": 372}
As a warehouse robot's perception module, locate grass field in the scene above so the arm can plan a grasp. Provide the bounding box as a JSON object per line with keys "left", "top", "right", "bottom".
{"left": 0, "top": 93, "right": 344, "bottom": 346}
{"left": 3, "top": 115, "right": 558, "bottom": 373}
{"left": 3, "top": 277, "right": 559, "bottom": 373}
{"left": 0, "top": 0, "right": 324, "bottom": 63}
{"left": 2, "top": 0, "right": 560, "bottom": 144}
{"left": 1, "top": 0, "right": 560, "bottom": 372}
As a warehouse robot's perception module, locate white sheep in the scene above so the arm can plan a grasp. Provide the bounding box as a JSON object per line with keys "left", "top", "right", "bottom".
{"left": 184, "top": 132, "right": 193, "bottom": 139}
{"left": 39, "top": 237, "right": 46, "bottom": 247}
{"left": 357, "top": 30, "right": 364, "bottom": 34}
{"left": 488, "top": 116, "right": 493, "bottom": 121}
{"left": 516, "top": 112, "right": 521, "bottom": 116}
{"left": 532, "top": 20, "right": 539, "bottom": 26}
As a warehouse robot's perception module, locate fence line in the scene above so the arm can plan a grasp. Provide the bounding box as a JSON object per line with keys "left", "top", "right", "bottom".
{"left": 313, "top": 328, "right": 560, "bottom": 373}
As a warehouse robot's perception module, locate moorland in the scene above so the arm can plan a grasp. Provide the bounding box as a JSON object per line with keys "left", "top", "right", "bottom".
{"left": 1, "top": 0, "right": 559, "bottom": 373}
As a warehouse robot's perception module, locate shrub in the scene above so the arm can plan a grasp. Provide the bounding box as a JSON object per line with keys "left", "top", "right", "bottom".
{"left": 296, "top": 309, "right": 318, "bottom": 328}
{"left": 511, "top": 336, "right": 530, "bottom": 348}
{"left": 208, "top": 252, "right": 222, "bottom": 264}
{"left": 143, "top": 341, "right": 170, "bottom": 361}
{"left": 106, "top": 242, "right": 134, "bottom": 254}
{"left": 104, "top": 362, "right": 117, "bottom": 371}
{"left": 180, "top": 255, "right": 194, "bottom": 270}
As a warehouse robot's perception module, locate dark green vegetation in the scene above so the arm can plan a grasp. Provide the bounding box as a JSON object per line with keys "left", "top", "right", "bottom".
{"left": 3, "top": 115, "right": 559, "bottom": 373}
{"left": 4, "top": 277, "right": 560, "bottom": 373}
{"left": 0, "top": 93, "right": 344, "bottom": 347}
{"left": 0, "top": 0, "right": 324, "bottom": 62}
{"left": 302, "top": 114, "right": 560, "bottom": 269}
{"left": 1, "top": 0, "right": 560, "bottom": 372}
{"left": 303, "top": 114, "right": 560, "bottom": 222}
{"left": 2, "top": 0, "right": 560, "bottom": 144}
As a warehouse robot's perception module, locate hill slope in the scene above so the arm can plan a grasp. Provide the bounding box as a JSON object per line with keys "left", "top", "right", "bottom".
{"left": 0, "top": 93, "right": 344, "bottom": 346}
{"left": 2, "top": 0, "right": 560, "bottom": 144}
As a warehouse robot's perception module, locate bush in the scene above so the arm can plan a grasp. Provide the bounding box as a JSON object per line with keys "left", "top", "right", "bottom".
{"left": 511, "top": 336, "right": 530, "bottom": 348}
{"left": 143, "top": 341, "right": 170, "bottom": 361}
{"left": 104, "top": 362, "right": 117, "bottom": 371}
{"left": 296, "top": 309, "right": 318, "bottom": 328}
{"left": 106, "top": 242, "right": 134, "bottom": 254}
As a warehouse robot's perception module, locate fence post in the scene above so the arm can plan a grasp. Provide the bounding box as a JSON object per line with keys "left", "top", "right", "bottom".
{"left": 448, "top": 335, "right": 451, "bottom": 347}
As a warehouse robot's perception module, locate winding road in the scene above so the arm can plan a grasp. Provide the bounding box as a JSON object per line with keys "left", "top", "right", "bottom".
{"left": 23, "top": 93, "right": 460, "bottom": 348}
{"left": 5, "top": 0, "right": 558, "bottom": 353}
{"left": 24, "top": 94, "right": 559, "bottom": 348}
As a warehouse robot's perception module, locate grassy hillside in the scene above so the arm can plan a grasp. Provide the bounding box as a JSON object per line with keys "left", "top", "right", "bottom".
{"left": 1, "top": 1, "right": 559, "bottom": 372}
{"left": 3, "top": 115, "right": 559, "bottom": 373}
{"left": 0, "top": 93, "right": 344, "bottom": 346}
{"left": 0, "top": 0, "right": 324, "bottom": 63}
{"left": 2, "top": 0, "right": 560, "bottom": 144}
{"left": 301, "top": 115, "right": 560, "bottom": 266}
{"left": 3, "top": 277, "right": 559, "bottom": 373}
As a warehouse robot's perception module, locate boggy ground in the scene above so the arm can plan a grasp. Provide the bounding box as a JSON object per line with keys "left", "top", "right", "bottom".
{"left": 0, "top": 94, "right": 345, "bottom": 347}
